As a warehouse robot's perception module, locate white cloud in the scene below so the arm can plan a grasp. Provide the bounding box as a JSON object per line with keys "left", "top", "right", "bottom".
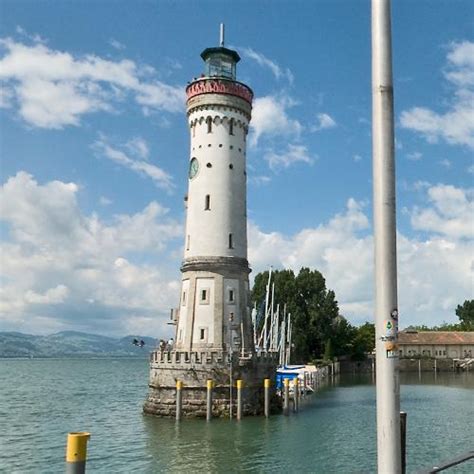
{"left": 109, "top": 38, "right": 125, "bottom": 51}
{"left": 249, "top": 175, "right": 272, "bottom": 186}
{"left": 1, "top": 172, "right": 471, "bottom": 334}
{"left": 411, "top": 184, "right": 473, "bottom": 239}
{"left": 249, "top": 199, "right": 373, "bottom": 320}
{"left": 353, "top": 154, "right": 363, "bottom": 162}
{"left": 0, "top": 171, "right": 182, "bottom": 336}
{"left": 15, "top": 26, "right": 46, "bottom": 44}
{"left": 240, "top": 47, "right": 294, "bottom": 84}
{"left": 407, "top": 151, "right": 422, "bottom": 161}
{"left": 99, "top": 196, "right": 112, "bottom": 206}
{"left": 25, "top": 285, "right": 69, "bottom": 304}
{"left": 439, "top": 159, "right": 451, "bottom": 168}
{"left": 0, "top": 37, "right": 184, "bottom": 128}
{"left": 126, "top": 137, "right": 149, "bottom": 160}
{"left": 445, "top": 40, "right": 474, "bottom": 87}
{"left": 264, "top": 144, "right": 314, "bottom": 171}
{"left": 93, "top": 137, "right": 173, "bottom": 191}
{"left": 311, "top": 113, "right": 337, "bottom": 132}
{"left": 248, "top": 188, "right": 473, "bottom": 327}
{"left": 400, "top": 41, "right": 474, "bottom": 149}
{"left": 249, "top": 95, "right": 303, "bottom": 146}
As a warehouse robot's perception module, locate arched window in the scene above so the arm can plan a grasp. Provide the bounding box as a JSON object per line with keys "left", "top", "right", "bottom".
{"left": 206, "top": 117, "right": 212, "bottom": 133}
{"left": 205, "top": 194, "right": 210, "bottom": 210}
{"left": 229, "top": 118, "right": 234, "bottom": 135}
{"left": 228, "top": 233, "right": 233, "bottom": 249}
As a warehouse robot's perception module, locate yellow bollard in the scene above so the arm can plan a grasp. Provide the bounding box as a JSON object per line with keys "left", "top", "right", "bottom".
{"left": 206, "top": 379, "right": 213, "bottom": 421}
{"left": 283, "top": 378, "right": 290, "bottom": 415}
{"left": 176, "top": 380, "right": 183, "bottom": 421}
{"left": 264, "top": 378, "right": 271, "bottom": 418}
{"left": 236, "top": 379, "right": 243, "bottom": 420}
{"left": 66, "top": 432, "right": 90, "bottom": 474}
{"left": 294, "top": 378, "right": 299, "bottom": 412}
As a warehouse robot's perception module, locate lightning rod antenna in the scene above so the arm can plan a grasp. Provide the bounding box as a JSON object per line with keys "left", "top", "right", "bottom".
{"left": 220, "top": 23, "right": 225, "bottom": 47}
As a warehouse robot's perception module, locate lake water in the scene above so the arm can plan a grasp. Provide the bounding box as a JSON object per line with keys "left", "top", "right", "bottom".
{"left": 0, "top": 359, "right": 473, "bottom": 473}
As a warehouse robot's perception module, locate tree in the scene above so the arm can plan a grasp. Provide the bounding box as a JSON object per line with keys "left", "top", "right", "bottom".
{"left": 455, "top": 300, "right": 474, "bottom": 331}
{"left": 352, "top": 322, "right": 375, "bottom": 360}
{"left": 251, "top": 267, "right": 343, "bottom": 363}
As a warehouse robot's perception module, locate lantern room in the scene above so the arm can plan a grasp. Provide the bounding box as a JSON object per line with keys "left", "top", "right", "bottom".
{"left": 201, "top": 47, "right": 240, "bottom": 80}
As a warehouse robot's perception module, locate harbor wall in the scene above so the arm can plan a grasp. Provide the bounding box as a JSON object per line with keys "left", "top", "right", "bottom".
{"left": 399, "top": 357, "right": 461, "bottom": 372}
{"left": 340, "top": 356, "right": 467, "bottom": 373}
{"left": 144, "top": 350, "right": 279, "bottom": 418}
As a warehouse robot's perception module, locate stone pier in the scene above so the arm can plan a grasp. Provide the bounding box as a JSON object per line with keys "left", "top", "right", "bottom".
{"left": 143, "top": 350, "right": 279, "bottom": 418}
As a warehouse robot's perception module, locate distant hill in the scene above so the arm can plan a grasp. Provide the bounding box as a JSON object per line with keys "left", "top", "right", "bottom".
{"left": 0, "top": 331, "right": 157, "bottom": 358}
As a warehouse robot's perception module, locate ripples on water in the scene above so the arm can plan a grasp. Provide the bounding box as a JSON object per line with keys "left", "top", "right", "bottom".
{"left": 0, "top": 359, "right": 472, "bottom": 473}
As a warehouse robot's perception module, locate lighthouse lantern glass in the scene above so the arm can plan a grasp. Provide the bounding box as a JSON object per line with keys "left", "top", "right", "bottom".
{"left": 206, "top": 54, "right": 235, "bottom": 79}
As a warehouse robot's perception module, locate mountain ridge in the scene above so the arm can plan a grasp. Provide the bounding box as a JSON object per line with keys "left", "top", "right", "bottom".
{"left": 0, "top": 331, "right": 157, "bottom": 358}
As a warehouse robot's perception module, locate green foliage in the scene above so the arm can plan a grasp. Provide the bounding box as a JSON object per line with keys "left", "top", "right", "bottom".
{"left": 351, "top": 322, "right": 375, "bottom": 360}
{"left": 455, "top": 300, "right": 474, "bottom": 330}
{"left": 252, "top": 267, "right": 353, "bottom": 363}
{"left": 323, "top": 339, "right": 333, "bottom": 361}
{"left": 252, "top": 272, "right": 473, "bottom": 365}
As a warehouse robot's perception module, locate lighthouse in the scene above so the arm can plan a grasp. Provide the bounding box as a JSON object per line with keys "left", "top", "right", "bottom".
{"left": 177, "top": 28, "right": 253, "bottom": 355}
{"left": 144, "top": 27, "right": 277, "bottom": 418}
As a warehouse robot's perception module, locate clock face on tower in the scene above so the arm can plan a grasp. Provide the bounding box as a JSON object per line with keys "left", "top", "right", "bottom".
{"left": 189, "top": 157, "right": 199, "bottom": 179}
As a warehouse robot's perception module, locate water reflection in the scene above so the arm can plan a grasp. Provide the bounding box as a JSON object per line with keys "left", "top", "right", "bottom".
{"left": 401, "top": 371, "right": 474, "bottom": 389}
{"left": 142, "top": 372, "right": 473, "bottom": 473}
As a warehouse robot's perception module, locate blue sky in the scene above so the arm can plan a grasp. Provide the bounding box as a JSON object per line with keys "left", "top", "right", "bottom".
{"left": 1, "top": 0, "right": 473, "bottom": 337}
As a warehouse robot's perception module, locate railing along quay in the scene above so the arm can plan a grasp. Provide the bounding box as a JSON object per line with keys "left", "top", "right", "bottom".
{"left": 417, "top": 450, "right": 474, "bottom": 473}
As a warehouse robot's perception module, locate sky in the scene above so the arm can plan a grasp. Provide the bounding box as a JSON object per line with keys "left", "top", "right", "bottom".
{"left": 0, "top": 0, "right": 473, "bottom": 337}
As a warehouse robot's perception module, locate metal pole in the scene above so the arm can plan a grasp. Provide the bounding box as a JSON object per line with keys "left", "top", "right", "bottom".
{"left": 372, "top": 0, "right": 401, "bottom": 472}
{"left": 66, "top": 432, "right": 90, "bottom": 474}
{"left": 206, "top": 379, "right": 213, "bottom": 421}
{"left": 236, "top": 380, "right": 243, "bottom": 420}
{"left": 229, "top": 318, "right": 233, "bottom": 420}
{"left": 283, "top": 378, "right": 290, "bottom": 416}
{"left": 263, "top": 269, "right": 271, "bottom": 351}
{"left": 219, "top": 23, "right": 225, "bottom": 47}
{"left": 229, "top": 356, "right": 233, "bottom": 420}
{"left": 176, "top": 380, "right": 183, "bottom": 421}
{"left": 287, "top": 315, "right": 292, "bottom": 365}
{"left": 264, "top": 378, "right": 270, "bottom": 417}
{"left": 400, "top": 412, "right": 407, "bottom": 474}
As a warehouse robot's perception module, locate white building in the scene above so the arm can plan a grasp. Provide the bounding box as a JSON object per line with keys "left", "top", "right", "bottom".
{"left": 398, "top": 331, "right": 474, "bottom": 359}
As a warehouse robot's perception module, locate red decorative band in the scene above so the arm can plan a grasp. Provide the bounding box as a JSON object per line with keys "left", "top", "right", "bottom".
{"left": 186, "top": 79, "right": 253, "bottom": 104}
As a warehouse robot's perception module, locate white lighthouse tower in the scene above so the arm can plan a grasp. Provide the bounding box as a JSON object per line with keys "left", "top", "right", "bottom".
{"left": 176, "top": 27, "right": 253, "bottom": 355}
{"left": 145, "top": 27, "right": 277, "bottom": 418}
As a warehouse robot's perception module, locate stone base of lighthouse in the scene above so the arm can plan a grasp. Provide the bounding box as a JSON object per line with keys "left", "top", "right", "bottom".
{"left": 143, "top": 350, "right": 279, "bottom": 418}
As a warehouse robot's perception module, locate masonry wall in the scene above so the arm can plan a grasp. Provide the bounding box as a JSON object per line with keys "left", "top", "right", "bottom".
{"left": 143, "top": 351, "right": 279, "bottom": 418}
